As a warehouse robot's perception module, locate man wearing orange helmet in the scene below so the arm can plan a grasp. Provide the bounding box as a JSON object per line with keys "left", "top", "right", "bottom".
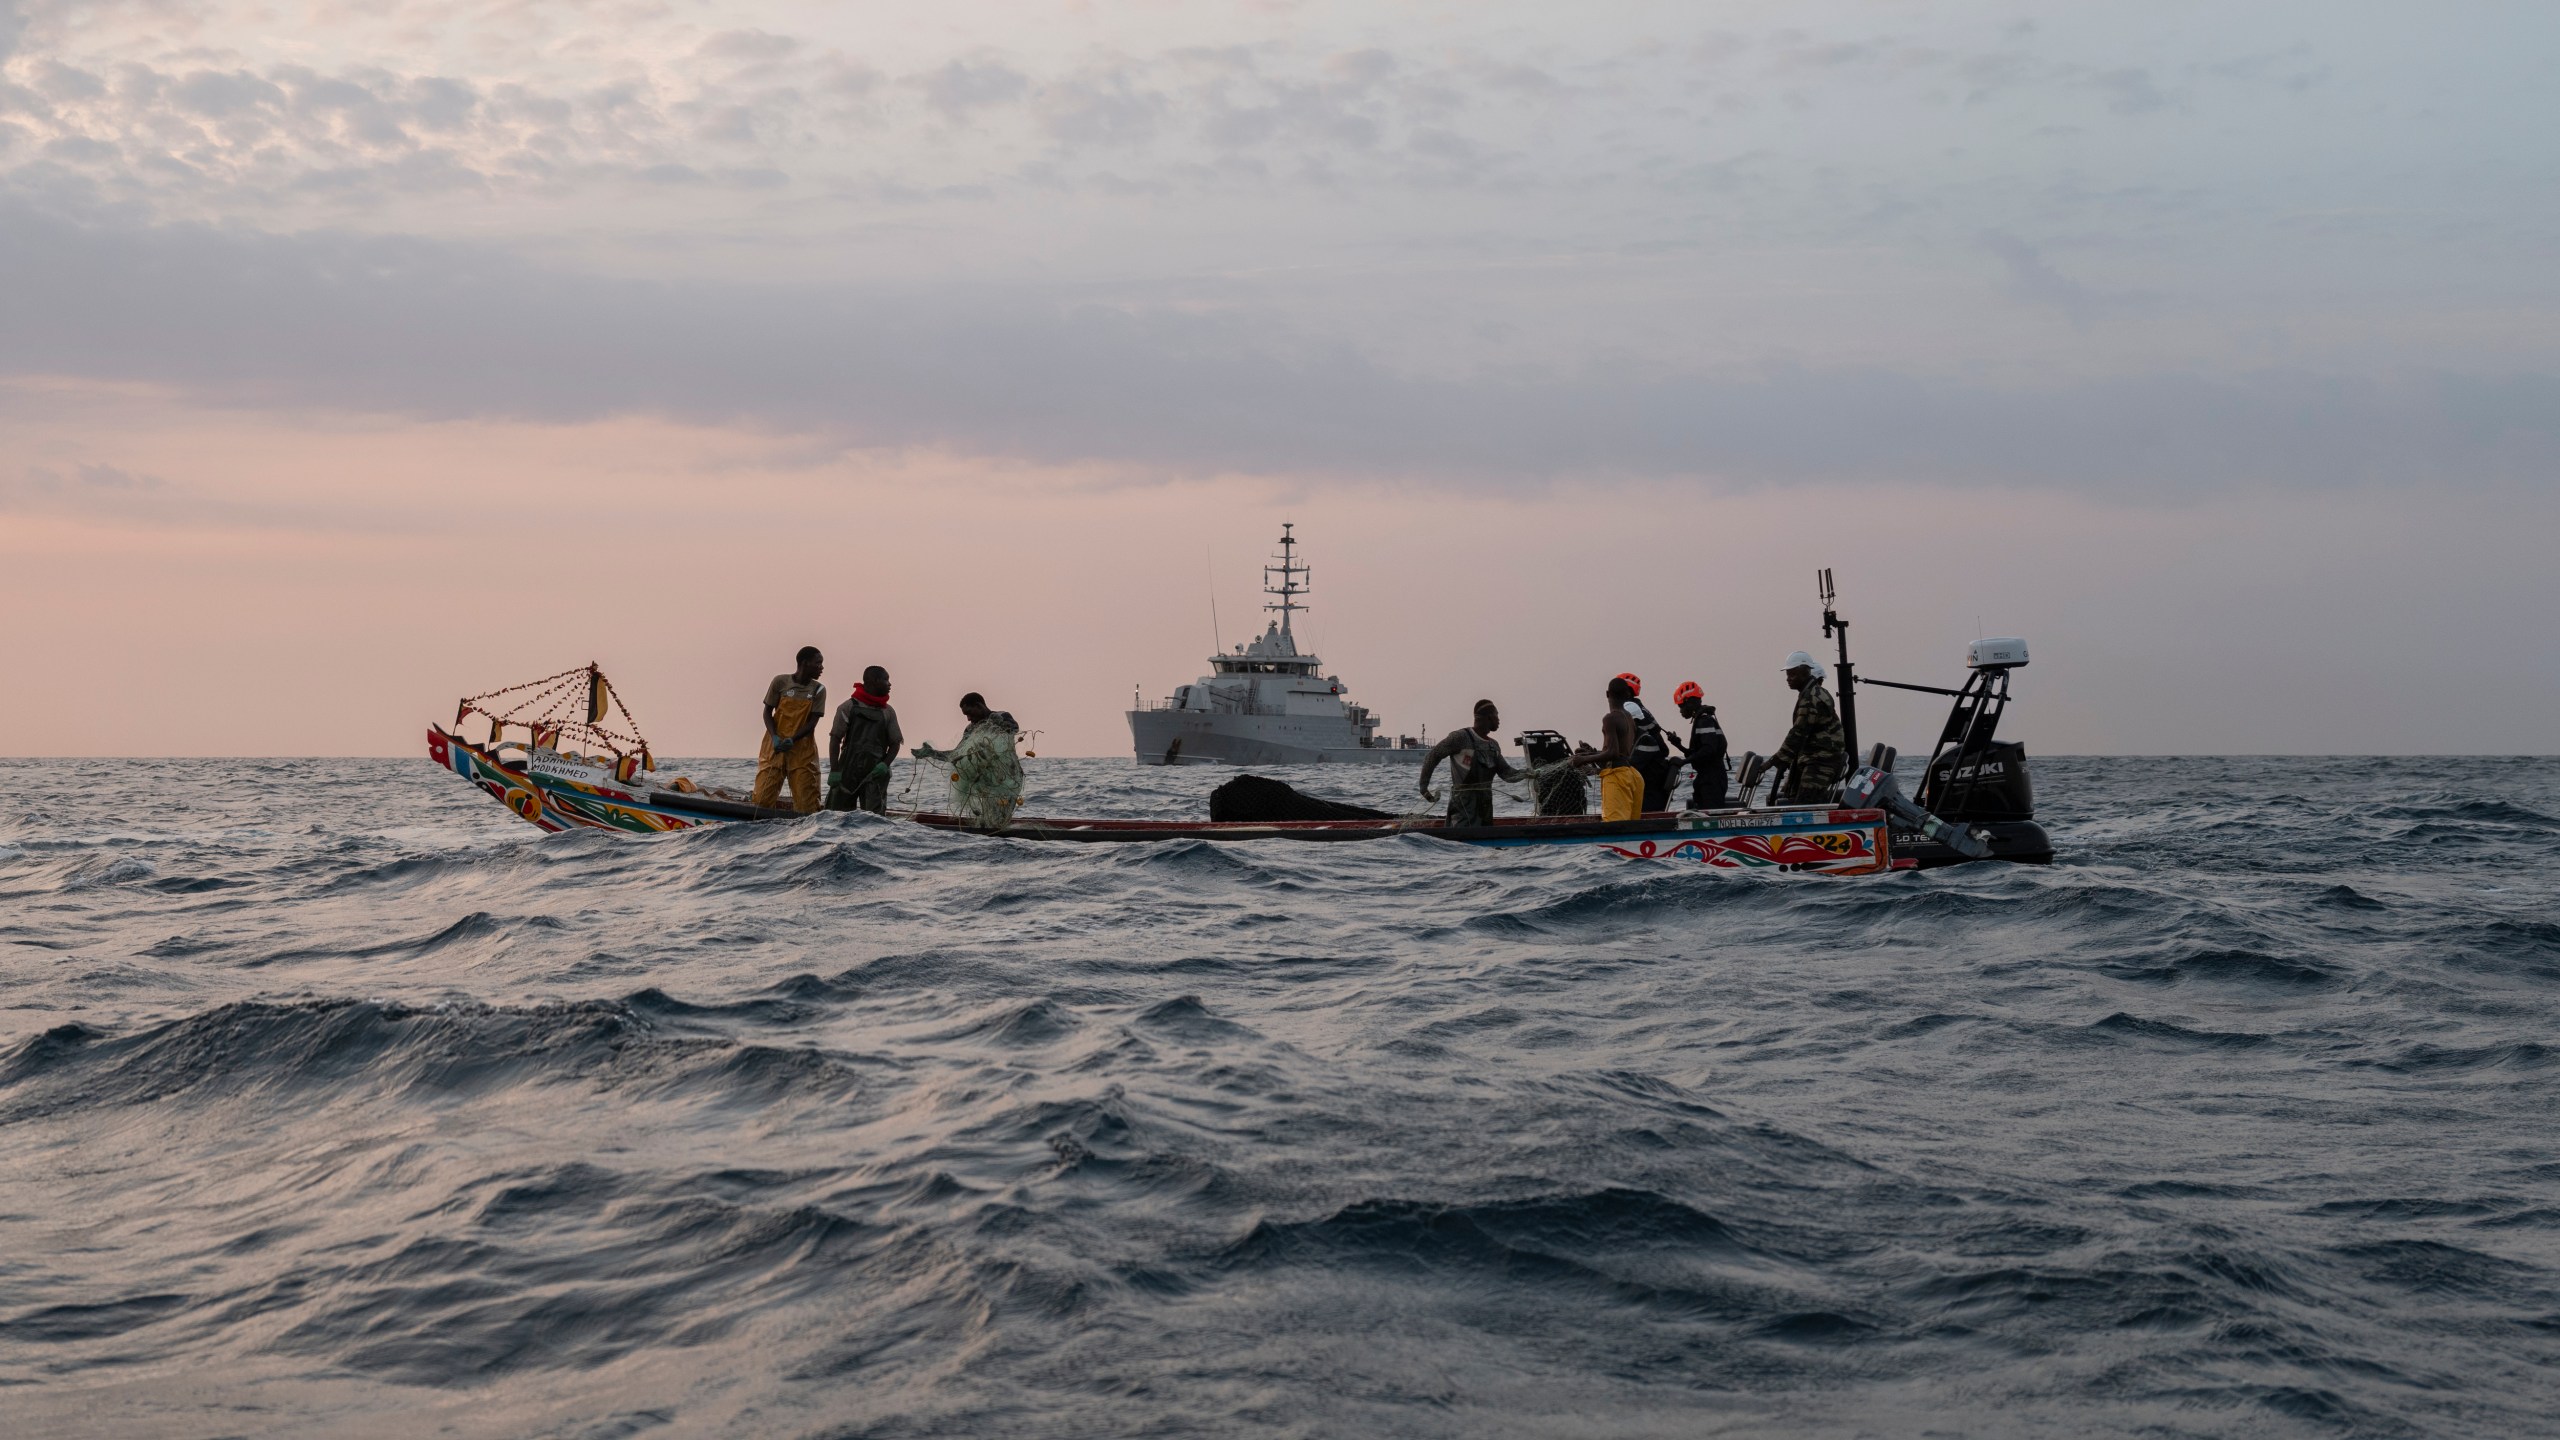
{"left": 1614, "top": 673, "right": 1678, "bottom": 812}
{"left": 1663, "top": 681, "right": 1728, "bottom": 810}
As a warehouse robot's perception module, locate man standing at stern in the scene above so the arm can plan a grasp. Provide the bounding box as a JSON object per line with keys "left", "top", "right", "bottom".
{"left": 753, "top": 646, "right": 827, "bottom": 814}
{"left": 1769, "top": 651, "right": 1847, "bottom": 803}
{"left": 827, "top": 665, "right": 904, "bottom": 814}
{"left": 1419, "top": 699, "right": 1524, "bottom": 829}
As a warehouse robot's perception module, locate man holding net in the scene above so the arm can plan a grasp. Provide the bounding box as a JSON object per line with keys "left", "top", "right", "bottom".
{"left": 915, "top": 693, "right": 1025, "bottom": 828}
{"left": 1419, "top": 699, "right": 1523, "bottom": 829}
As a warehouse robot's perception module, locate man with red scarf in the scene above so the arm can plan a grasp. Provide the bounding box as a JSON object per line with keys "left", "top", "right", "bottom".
{"left": 826, "top": 665, "right": 906, "bottom": 814}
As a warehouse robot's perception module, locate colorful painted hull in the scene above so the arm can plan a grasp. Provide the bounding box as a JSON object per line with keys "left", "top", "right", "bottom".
{"left": 427, "top": 727, "right": 785, "bottom": 835}
{"left": 431, "top": 726, "right": 1895, "bottom": 873}
{"left": 1464, "top": 811, "right": 1892, "bottom": 872}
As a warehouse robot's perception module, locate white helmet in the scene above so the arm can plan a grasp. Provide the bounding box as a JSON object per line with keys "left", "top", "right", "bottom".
{"left": 1784, "top": 650, "right": 1826, "bottom": 681}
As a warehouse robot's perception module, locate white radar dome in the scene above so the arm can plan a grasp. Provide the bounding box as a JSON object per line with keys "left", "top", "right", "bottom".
{"left": 1967, "top": 637, "right": 2030, "bottom": 669}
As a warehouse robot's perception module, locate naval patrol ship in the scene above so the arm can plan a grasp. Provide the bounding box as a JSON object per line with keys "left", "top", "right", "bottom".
{"left": 1128, "top": 526, "right": 1430, "bottom": 766}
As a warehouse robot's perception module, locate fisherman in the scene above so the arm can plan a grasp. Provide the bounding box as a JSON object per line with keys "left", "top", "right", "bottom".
{"left": 752, "top": 646, "right": 827, "bottom": 814}
{"left": 959, "top": 692, "right": 1017, "bottom": 739}
{"left": 1665, "top": 680, "right": 1729, "bottom": 810}
{"left": 915, "top": 692, "right": 1026, "bottom": 829}
{"left": 825, "top": 665, "right": 905, "bottom": 814}
{"left": 915, "top": 693, "right": 1019, "bottom": 760}
{"left": 1616, "top": 673, "right": 1678, "bottom": 812}
{"left": 1770, "top": 650, "right": 1848, "bottom": 802}
{"left": 1570, "top": 676, "right": 1644, "bottom": 822}
{"left": 1419, "top": 699, "right": 1523, "bottom": 829}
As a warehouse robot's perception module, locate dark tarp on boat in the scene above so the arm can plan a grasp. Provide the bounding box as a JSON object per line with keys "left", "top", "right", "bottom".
{"left": 1208, "top": 775, "right": 1395, "bottom": 823}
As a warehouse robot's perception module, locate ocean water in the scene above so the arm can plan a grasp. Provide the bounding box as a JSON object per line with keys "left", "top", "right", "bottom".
{"left": 2, "top": 755, "right": 2557, "bottom": 1438}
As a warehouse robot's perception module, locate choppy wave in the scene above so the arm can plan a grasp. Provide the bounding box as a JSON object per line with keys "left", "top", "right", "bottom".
{"left": 2, "top": 755, "right": 2558, "bottom": 1437}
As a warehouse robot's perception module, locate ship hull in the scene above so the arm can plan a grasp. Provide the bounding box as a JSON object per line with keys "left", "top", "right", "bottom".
{"left": 1127, "top": 708, "right": 1426, "bottom": 766}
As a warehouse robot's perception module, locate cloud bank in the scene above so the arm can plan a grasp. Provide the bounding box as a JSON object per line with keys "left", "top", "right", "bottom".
{"left": 5, "top": 200, "right": 2555, "bottom": 496}
{"left": 4, "top": 3, "right": 2559, "bottom": 756}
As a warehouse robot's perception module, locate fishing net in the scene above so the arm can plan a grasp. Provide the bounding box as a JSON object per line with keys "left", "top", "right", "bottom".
{"left": 939, "top": 724, "right": 1025, "bottom": 829}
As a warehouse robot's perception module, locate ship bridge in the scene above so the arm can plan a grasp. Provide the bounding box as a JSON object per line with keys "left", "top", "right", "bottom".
{"left": 1212, "top": 621, "right": 1322, "bottom": 675}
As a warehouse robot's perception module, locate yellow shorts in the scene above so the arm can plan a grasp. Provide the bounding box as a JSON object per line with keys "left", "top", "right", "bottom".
{"left": 1600, "top": 766, "right": 1644, "bottom": 822}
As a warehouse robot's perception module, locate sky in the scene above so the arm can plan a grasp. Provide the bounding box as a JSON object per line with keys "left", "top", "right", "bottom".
{"left": 2, "top": 0, "right": 2556, "bottom": 757}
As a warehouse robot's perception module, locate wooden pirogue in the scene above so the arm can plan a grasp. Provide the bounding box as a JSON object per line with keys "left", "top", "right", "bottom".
{"left": 425, "top": 709, "right": 1905, "bottom": 874}
{"left": 428, "top": 603, "right": 2058, "bottom": 875}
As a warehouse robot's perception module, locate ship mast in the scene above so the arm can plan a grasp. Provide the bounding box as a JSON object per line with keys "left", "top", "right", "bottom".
{"left": 1263, "top": 523, "right": 1309, "bottom": 641}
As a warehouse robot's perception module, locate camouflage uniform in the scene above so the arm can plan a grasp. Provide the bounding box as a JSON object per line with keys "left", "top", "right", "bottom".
{"left": 1771, "top": 681, "right": 1847, "bottom": 801}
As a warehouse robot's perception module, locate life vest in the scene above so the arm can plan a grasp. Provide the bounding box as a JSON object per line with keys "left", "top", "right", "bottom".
{"left": 1627, "top": 700, "right": 1671, "bottom": 776}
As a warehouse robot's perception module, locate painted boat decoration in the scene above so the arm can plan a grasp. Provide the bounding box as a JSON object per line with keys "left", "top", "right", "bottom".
{"left": 429, "top": 724, "right": 758, "bottom": 836}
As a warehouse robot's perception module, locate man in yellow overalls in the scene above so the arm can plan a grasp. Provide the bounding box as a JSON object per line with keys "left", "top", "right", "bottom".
{"left": 1571, "top": 675, "right": 1644, "bottom": 821}
{"left": 752, "top": 646, "right": 827, "bottom": 814}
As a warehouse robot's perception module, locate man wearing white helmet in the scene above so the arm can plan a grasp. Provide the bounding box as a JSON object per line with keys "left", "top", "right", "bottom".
{"left": 1769, "top": 650, "right": 1847, "bottom": 802}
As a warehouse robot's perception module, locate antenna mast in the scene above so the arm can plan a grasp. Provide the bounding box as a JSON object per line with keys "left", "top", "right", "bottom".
{"left": 1819, "top": 567, "right": 1860, "bottom": 760}
{"left": 1263, "top": 523, "right": 1309, "bottom": 641}
{"left": 1207, "top": 546, "right": 1223, "bottom": 655}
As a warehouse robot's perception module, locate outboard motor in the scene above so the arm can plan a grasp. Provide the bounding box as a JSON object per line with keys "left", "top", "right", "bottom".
{"left": 1514, "top": 730, "right": 1588, "bottom": 816}
{"left": 1843, "top": 765, "right": 1991, "bottom": 860}
{"left": 1923, "top": 739, "right": 2035, "bottom": 822}
{"left": 1883, "top": 636, "right": 2051, "bottom": 865}
{"left": 1799, "top": 573, "right": 2052, "bottom": 868}
{"left": 1732, "top": 751, "right": 1770, "bottom": 806}
{"left": 1914, "top": 638, "right": 2035, "bottom": 824}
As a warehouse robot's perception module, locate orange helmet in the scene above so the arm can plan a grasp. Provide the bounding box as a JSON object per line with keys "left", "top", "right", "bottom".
{"left": 1672, "top": 680, "right": 1702, "bottom": 706}
{"left": 1614, "top": 672, "right": 1642, "bottom": 696}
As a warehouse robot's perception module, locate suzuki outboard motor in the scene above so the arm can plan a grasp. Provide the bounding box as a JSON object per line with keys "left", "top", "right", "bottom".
{"left": 1914, "top": 640, "right": 2037, "bottom": 824}
{"left": 1923, "top": 740, "right": 2035, "bottom": 822}
{"left": 1795, "top": 577, "right": 2053, "bottom": 867}
{"left": 1892, "top": 637, "right": 2050, "bottom": 865}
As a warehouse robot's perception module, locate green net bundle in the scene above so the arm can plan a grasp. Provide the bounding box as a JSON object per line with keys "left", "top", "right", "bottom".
{"left": 943, "top": 725, "right": 1025, "bottom": 829}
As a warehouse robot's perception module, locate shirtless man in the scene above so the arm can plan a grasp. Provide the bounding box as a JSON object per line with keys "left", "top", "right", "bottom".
{"left": 1571, "top": 675, "right": 1644, "bottom": 822}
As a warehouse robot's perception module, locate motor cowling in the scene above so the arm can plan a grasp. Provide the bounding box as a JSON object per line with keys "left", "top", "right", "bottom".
{"left": 1922, "top": 740, "right": 2034, "bottom": 822}
{"left": 1515, "top": 730, "right": 1573, "bottom": 767}
{"left": 1514, "top": 730, "right": 1588, "bottom": 816}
